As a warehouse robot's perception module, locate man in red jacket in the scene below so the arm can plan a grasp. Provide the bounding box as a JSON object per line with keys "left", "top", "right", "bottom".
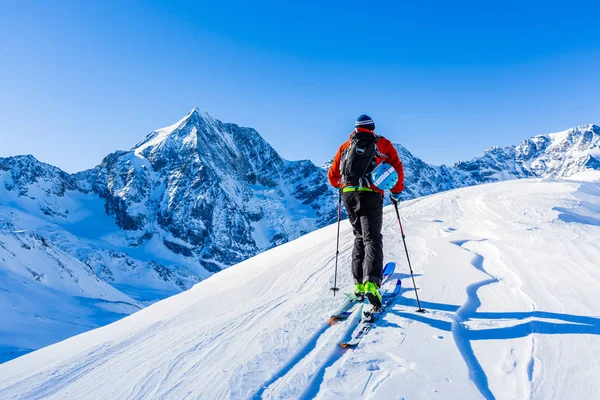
{"left": 328, "top": 114, "right": 404, "bottom": 308}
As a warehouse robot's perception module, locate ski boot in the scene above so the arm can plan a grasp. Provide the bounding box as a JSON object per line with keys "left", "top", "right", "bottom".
{"left": 354, "top": 283, "right": 365, "bottom": 301}
{"left": 364, "top": 281, "right": 382, "bottom": 310}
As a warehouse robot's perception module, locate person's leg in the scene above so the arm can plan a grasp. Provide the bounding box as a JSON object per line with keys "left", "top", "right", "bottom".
{"left": 358, "top": 192, "right": 384, "bottom": 286}
{"left": 342, "top": 192, "right": 364, "bottom": 285}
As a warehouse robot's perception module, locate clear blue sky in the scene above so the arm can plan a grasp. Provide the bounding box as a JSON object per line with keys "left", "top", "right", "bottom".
{"left": 1, "top": 1, "right": 599, "bottom": 173}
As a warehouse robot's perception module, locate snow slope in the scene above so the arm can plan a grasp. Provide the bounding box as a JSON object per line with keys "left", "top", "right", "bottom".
{"left": 0, "top": 208, "right": 143, "bottom": 363}
{"left": 2, "top": 177, "right": 600, "bottom": 399}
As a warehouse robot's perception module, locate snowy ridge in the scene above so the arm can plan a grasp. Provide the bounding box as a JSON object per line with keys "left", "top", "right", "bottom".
{"left": 393, "top": 124, "right": 600, "bottom": 199}
{"left": 378, "top": 124, "right": 600, "bottom": 203}
{"left": 453, "top": 124, "right": 600, "bottom": 182}
{"left": 1, "top": 178, "right": 599, "bottom": 399}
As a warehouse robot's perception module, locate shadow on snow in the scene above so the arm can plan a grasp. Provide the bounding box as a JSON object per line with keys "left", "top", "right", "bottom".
{"left": 391, "top": 288, "right": 600, "bottom": 400}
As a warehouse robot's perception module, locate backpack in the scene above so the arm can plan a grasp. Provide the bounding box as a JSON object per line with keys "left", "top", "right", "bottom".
{"left": 340, "top": 131, "right": 382, "bottom": 187}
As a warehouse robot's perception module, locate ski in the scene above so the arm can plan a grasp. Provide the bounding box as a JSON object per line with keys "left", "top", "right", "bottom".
{"left": 328, "top": 293, "right": 361, "bottom": 325}
{"left": 340, "top": 279, "right": 402, "bottom": 348}
{"left": 329, "top": 262, "right": 396, "bottom": 325}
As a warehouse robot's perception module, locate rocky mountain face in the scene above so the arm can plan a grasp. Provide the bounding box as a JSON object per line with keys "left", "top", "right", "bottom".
{"left": 76, "top": 109, "right": 337, "bottom": 273}
{"left": 1, "top": 109, "right": 598, "bottom": 362}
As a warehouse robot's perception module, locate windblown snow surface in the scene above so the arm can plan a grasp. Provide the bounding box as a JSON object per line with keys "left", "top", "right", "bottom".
{"left": 1, "top": 177, "right": 600, "bottom": 400}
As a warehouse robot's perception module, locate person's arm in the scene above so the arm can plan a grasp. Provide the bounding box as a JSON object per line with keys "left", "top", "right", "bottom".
{"left": 380, "top": 138, "right": 404, "bottom": 194}
{"left": 328, "top": 143, "right": 346, "bottom": 188}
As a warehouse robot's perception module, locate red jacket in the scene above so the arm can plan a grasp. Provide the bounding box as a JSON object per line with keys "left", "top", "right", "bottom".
{"left": 328, "top": 129, "right": 405, "bottom": 194}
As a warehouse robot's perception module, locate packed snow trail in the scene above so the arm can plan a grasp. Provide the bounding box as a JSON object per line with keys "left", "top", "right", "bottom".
{"left": 1, "top": 178, "right": 600, "bottom": 399}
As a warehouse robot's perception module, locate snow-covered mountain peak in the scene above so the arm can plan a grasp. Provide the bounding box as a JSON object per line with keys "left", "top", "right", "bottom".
{"left": 132, "top": 107, "right": 216, "bottom": 156}
{"left": 179, "top": 106, "right": 217, "bottom": 129}
{"left": 483, "top": 145, "right": 503, "bottom": 154}
{"left": 188, "top": 106, "right": 214, "bottom": 121}
{"left": 3, "top": 154, "right": 36, "bottom": 163}
{"left": 0, "top": 154, "right": 69, "bottom": 179}
{"left": 547, "top": 123, "right": 599, "bottom": 141}
{"left": 540, "top": 124, "right": 600, "bottom": 157}
{"left": 132, "top": 107, "right": 273, "bottom": 166}
{"left": 0, "top": 154, "right": 78, "bottom": 217}
{"left": 72, "top": 109, "right": 338, "bottom": 275}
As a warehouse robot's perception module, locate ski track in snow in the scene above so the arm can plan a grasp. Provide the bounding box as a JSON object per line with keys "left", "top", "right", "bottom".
{"left": 250, "top": 320, "right": 335, "bottom": 399}
{"left": 252, "top": 276, "right": 403, "bottom": 400}
{"left": 251, "top": 300, "right": 367, "bottom": 399}
{"left": 295, "top": 311, "right": 361, "bottom": 400}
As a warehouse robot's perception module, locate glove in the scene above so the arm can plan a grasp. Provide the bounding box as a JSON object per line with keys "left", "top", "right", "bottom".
{"left": 390, "top": 192, "right": 401, "bottom": 204}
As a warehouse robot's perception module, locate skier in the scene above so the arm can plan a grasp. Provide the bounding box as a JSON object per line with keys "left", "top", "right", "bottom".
{"left": 328, "top": 114, "right": 405, "bottom": 309}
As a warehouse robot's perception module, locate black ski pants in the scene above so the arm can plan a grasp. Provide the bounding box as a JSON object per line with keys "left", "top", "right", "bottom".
{"left": 342, "top": 190, "right": 384, "bottom": 286}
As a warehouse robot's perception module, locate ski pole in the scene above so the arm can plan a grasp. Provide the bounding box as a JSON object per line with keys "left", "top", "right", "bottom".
{"left": 330, "top": 189, "right": 342, "bottom": 296}
{"left": 393, "top": 201, "right": 426, "bottom": 313}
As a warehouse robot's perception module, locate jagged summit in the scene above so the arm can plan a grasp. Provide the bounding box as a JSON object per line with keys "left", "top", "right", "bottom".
{"left": 0, "top": 154, "right": 67, "bottom": 172}
{"left": 189, "top": 106, "right": 207, "bottom": 117}
{"left": 0, "top": 153, "right": 77, "bottom": 201}
{"left": 547, "top": 123, "right": 599, "bottom": 138}
{"left": 132, "top": 108, "right": 204, "bottom": 154}
{"left": 132, "top": 107, "right": 268, "bottom": 165}
{"left": 2, "top": 154, "right": 37, "bottom": 162}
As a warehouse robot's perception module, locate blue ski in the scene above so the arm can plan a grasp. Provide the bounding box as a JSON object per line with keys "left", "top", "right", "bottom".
{"left": 340, "top": 279, "right": 402, "bottom": 348}
{"left": 329, "top": 262, "right": 396, "bottom": 325}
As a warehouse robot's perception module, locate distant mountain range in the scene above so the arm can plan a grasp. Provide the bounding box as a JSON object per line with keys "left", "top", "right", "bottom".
{"left": 1, "top": 108, "right": 598, "bottom": 361}
{"left": 394, "top": 123, "right": 600, "bottom": 198}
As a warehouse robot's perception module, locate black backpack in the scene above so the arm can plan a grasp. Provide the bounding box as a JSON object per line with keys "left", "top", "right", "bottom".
{"left": 340, "top": 131, "right": 381, "bottom": 187}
